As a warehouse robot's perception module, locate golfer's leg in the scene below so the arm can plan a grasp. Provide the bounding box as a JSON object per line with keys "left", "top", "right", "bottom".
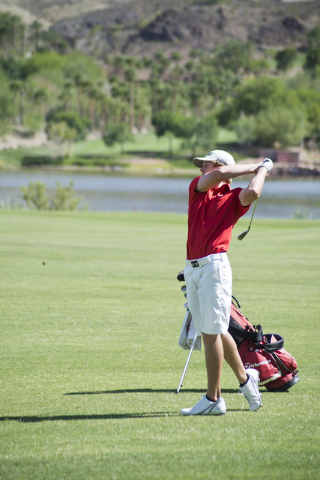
{"left": 221, "top": 332, "right": 247, "bottom": 384}
{"left": 202, "top": 332, "right": 224, "bottom": 401}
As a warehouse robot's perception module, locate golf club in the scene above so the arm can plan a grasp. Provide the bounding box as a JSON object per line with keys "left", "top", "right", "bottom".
{"left": 238, "top": 199, "right": 258, "bottom": 241}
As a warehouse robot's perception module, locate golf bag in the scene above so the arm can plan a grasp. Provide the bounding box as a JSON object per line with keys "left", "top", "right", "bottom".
{"left": 177, "top": 270, "right": 300, "bottom": 392}
{"left": 229, "top": 297, "right": 300, "bottom": 392}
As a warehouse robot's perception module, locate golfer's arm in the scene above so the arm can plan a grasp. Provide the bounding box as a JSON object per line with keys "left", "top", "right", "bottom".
{"left": 196, "top": 164, "right": 260, "bottom": 192}
{"left": 239, "top": 167, "right": 268, "bottom": 206}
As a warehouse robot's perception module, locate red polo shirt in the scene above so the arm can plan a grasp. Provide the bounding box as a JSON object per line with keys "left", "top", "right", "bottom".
{"left": 187, "top": 177, "right": 250, "bottom": 260}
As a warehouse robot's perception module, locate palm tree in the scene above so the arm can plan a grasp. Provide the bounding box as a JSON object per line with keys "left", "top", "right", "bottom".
{"left": 34, "top": 86, "right": 49, "bottom": 116}
{"left": 87, "top": 84, "right": 100, "bottom": 128}
{"left": 150, "top": 78, "right": 160, "bottom": 115}
{"left": 0, "top": 12, "right": 12, "bottom": 49}
{"left": 112, "top": 56, "right": 126, "bottom": 80}
{"left": 10, "top": 15, "right": 22, "bottom": 52}
{"left": 73, "top": 74, "right": 86, "bottom": 115}
{"left": 29, "top": 21, "right": 42, "bottom": 52}
{"left": 41, "top": 29, "right": 61, "bottom": 51}
{"left": 81, "top": 79, "right": 93, "bottom": 118}
{"left": 171, "top": 51, "right": 182, "bottom": 66}
{"left": 124, "top": 67, "right": 136, "bottom": 131}
{"left": 59, "top": 81, "right": 73, "bottom": 111}
{"left": 19, "top": 22, "right": 26, "bottom": 56}
{"left": 184, "top": 60, "right": 194, "bottom": 84}
{"left": 10, "top": 80, "right": 28, "bottom": 125}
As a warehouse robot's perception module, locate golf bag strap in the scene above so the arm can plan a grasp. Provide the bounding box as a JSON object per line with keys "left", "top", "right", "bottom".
{"left": 259, "top": 334, "right": 284, "bottom": 352}
{"left": 228, "top": 321, "right": 264, "bottom": 343}
{"left": 231, "top": 295, "right": 241, "bottom": 310}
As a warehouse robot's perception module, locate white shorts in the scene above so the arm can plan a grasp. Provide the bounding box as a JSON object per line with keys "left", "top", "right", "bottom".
{"left": 184, "top": 253, "right": 232, "bottom": 336}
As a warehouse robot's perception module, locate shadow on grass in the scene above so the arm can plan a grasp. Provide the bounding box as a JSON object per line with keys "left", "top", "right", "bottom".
{"left": 0, "top": 412, "right": 180, "bottom": 422}
{"left": 0, "top": 408, "right": 250, "bottom": 423}
{"left": 64, "top": 388, "right": 239, "bottom": 396}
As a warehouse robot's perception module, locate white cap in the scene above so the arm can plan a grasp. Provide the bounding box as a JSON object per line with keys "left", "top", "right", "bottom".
{"left": 193, "top": 150, "right": 235, "bottom": 168}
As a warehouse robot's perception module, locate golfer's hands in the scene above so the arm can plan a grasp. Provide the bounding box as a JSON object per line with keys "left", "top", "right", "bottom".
{"left": 258, "top": 158, "right": 273, "bottom": 173}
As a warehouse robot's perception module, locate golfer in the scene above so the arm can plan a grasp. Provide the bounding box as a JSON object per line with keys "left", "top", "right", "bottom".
{"left": 181, "top": 150, "right": 273, "bottom": 415}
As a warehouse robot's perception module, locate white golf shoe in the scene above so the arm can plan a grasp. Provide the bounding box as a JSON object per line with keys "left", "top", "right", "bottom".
{"left": 240, "top": 368, "right": 262, "bottom": 411}
{"left": 181, "top": 395, "right": 226, "bottom": 416}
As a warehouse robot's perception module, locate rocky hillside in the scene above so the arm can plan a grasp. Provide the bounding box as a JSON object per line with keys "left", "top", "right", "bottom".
{"left": 1, "top": 0, "right": 320, "bottom": 58}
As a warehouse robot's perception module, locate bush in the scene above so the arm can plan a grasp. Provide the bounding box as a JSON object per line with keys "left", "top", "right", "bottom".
{"left": 46, "top": 110, "right": 91, "bottom": 141}
{"left": 275, "top": 49, "right": 298, "bottom": 72}
{"left": 21, "top": 156, "right": 63, "bottom": 167}
{"left": 305, "top": 48, "right": 320, "bottom": 71}
{"left": 28, "top": 51, "right": 65, "bottom": 73}
{"left": 21, "top": 181, "right": 82, "bottom": 210}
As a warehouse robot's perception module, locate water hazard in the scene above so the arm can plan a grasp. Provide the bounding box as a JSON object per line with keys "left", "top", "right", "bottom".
{"left": 1, "top": 170, "right": 320, "bottom": 219}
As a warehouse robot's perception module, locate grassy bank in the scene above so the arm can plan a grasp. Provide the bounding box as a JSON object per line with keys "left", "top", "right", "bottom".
{"left": 0, "top": 129, "right": 239, "bottom": 174}
{"left": 0, "top": 211, "right": 319, "bottom": 480}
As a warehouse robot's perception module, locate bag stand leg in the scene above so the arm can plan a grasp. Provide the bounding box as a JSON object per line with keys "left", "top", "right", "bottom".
{"left": 176, "top": 334, "right": 198, "bottom": 394}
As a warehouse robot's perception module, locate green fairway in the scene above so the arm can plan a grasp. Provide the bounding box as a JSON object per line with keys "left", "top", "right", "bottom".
{"left": 0, "top": 211, "right": 319, "bottom": 480}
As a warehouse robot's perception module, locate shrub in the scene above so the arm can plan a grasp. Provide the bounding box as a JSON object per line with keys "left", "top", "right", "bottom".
{"left": 102, "top": 122, "right": 133, "bottom": 153}
{"left": 275, "top": 49, "right": 298, "bottom": 72}
{"left": 21, "top": 181, "right": 82, "bottom": 210}
{"left": 305, "top": 48, "right": 320, "bottom": 71}
{"left": 21, "top": 156, "right": 63, "bottom": 167}
{"left": 46, "top": 110, "right": 91, "bottom": 141}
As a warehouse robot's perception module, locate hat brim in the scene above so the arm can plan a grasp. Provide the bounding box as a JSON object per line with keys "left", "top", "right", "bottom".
{"left": 193, "top": 157, "right": 226, "bottom": 168}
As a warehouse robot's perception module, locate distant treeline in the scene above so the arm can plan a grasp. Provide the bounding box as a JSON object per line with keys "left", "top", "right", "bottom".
{"left": 1, "top": 11, "right": 320, "bottom": 156}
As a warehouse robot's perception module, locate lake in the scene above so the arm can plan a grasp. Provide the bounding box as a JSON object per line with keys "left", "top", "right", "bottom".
{"left": 1, "top": 169, "right": 320, "bottom": 219}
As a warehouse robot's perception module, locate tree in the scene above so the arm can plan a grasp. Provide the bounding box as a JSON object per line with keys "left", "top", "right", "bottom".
{"left": 46, "top": 110, "right": 90, "bottom": 141}
{"left": 232, "top": 77, "right": 285, "bottom": 117}
{"left": 0, "top": 74, "right": 15, "bottom": 135}
{"left": 307, "top": 102, "right": 320, "bottom": 145}
{"left": 184, "top": 60, "right": 194, "bottom": 84}
{"left": 33, "top": 86, "right": 49, "bottom": 115}
{"left": 10, "top": 15, "right": 23, "bottom": 52}
{"left": 213, "top": 39, "right": 252, "bottom": 74}
{"left": 232, "top": 115, "right": 257, "bottom": 152}
{"left": 305, "top": 48, "right": 320, "bottom": 71}
{"left": 59, "top": 81, "right": 73, "bottom": 111}
{"left": 307, "top": 24, "right": 320, "bottom": 48}
{"left": 178, "top": 113, "right": 219, "bottom": 158}
{"left": 124, "top": 66, "right": 137, "bottom": 130}
{"left": 73, "top": 73, "right": 85, "bottom": 115}
{"left": 275, "top": 49, "right": 298, "bottom": 72}
{"left": 0, "top": 12, "right": 13, "bottom": 49}
{"left": 113, "top": 56, "right": 126, "bottom": 80}
{"left": 102, "top": 122, "right": 133, "bottom": 153}
{"left": 152, "top": 111, "right": 176, "bottom": 154}
{"left": 46, "top": 121, "right": 77, "bottom": 157}
{"left": 29, "top": 21, "right": 42, "bottom": 52}
{"left": 9, "top": 79, "right": 28, "bottom": 125}
{"left": 254, "top": 106, "right": 301, "bottom": 148}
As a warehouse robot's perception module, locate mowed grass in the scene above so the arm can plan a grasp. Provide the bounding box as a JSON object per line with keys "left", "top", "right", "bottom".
{"left": 0, "top": 211, "right": 319, "bottom": 480}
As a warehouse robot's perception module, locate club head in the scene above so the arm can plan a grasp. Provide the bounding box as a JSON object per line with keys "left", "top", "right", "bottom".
{"left": 238, "top": 229, "right": 249, "bottom": 241}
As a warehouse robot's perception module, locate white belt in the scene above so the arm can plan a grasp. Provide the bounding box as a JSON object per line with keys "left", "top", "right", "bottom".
{"left": 186, "top": 252, "right": 227, "bottom": 268}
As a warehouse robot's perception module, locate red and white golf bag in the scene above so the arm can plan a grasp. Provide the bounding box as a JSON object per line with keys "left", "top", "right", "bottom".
{"left": 229, "top": 297, "right": 300, "bottom": 392}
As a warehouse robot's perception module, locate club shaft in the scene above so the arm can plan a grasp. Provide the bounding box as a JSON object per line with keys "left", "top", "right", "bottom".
{"left": 176, "top": 334, "right": 197, "bottom": 393}
{"left": 248, "top": 199, "right": 258, "bottom": 229}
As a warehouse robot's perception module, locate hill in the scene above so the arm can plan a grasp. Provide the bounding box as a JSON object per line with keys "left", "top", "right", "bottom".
{"left": 1, "top": 0, "right": 319, "bottom": 57}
